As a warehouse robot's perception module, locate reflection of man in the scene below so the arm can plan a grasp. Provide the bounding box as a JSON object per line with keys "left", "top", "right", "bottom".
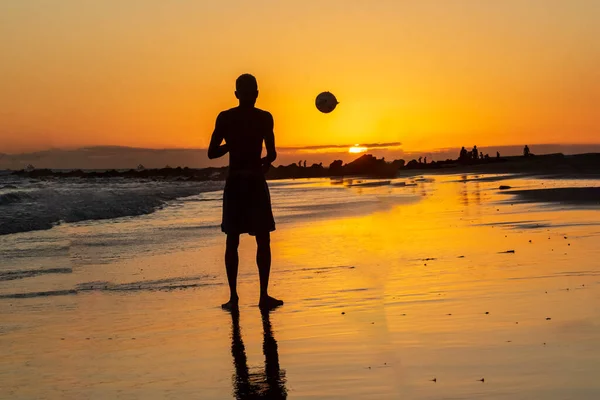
{"left": 208, "top": 74, "right": 283, "bottom": 311}
{"left": 230, "top": 309, "right": 287, "bottom": 399}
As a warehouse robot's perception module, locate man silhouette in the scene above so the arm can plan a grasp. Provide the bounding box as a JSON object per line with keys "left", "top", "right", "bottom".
{"left": 208, "top": 74, "right": 283, "bottom": 311}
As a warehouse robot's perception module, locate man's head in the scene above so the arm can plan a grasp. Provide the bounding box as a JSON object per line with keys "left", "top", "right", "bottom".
{"left": 235, "top": 74, "right": 258, "bottom": 106}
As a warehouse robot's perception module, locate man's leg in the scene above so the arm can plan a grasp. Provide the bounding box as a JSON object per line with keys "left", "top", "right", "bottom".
{"left": 256, "top": 232, "right": 283, "bottom": 309}
{"left": 222, "top": 233, "right": 240, "bottom": 310}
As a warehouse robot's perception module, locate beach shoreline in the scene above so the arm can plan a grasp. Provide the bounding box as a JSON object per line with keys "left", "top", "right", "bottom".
{"left": 1, "top": 173, "right": 600, "bottom": 399}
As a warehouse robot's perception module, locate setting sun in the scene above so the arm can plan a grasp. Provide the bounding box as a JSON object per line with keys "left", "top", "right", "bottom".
{"left": 349, "top": 145, "right": 368, "bottom": 154}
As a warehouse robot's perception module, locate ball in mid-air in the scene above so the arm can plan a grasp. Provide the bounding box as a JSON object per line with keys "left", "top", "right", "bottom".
{"left": 315, "top": 91, "right": 338, "bottom": 113}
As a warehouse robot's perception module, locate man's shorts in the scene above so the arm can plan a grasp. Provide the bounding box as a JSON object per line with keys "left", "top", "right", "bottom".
{"left": 221, "top": 171, "right": 275, "bottom": 236}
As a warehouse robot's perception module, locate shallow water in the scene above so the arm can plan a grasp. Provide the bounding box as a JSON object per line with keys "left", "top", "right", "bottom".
{"left": 1, "top": 174, "right": 600, "bottom": 399}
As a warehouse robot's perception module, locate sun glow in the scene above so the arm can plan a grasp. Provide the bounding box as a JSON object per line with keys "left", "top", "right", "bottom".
{"left": 1, "top": 2, "right": 598, "bottom": 154}
{"left": 349, "top": 145, "right": 368, "bottom": 154}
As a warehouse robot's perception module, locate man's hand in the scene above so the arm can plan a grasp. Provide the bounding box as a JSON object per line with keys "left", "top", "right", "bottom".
{"left": 261, "top": 157, "right": 271, "bottom": 174}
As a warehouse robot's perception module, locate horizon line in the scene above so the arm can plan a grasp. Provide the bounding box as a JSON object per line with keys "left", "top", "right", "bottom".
{"left": 3, "top": 142, "right": 600, "bottom": 156}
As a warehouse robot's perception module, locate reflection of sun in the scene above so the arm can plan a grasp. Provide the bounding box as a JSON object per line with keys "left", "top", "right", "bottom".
{"left": 349, "top": 144, "right": 368, "bottom": 154}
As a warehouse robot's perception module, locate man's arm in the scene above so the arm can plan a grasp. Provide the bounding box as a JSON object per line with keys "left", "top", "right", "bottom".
{"left": 208, "top": 113, "right": 229, "bottom": 159}
{"left": 262, "top": 113, "right": 277, "bottom": 166}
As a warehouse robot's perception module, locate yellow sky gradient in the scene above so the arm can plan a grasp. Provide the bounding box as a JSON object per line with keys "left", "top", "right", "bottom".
{"left": 1, "top": 0, "right": 598, "bottom": 154}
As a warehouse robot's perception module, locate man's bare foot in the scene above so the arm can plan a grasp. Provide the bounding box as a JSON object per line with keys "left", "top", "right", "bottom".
{"left": 221, "top": 297, "right": 239, "bottom": 311}
{"left": 259, "top": 295, "right": 284, "bottom": 310}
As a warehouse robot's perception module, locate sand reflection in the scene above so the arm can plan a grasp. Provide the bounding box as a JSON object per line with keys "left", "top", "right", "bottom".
{"left": 230, "top": 309, "right": 287, "bottom": 399}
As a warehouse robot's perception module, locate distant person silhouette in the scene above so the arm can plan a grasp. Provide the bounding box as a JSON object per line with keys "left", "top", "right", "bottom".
{"left": 459, "top": 147, "right": 468, "bottom": 162}
{"left": 472, "top": 146, "right": 479, "bottom": 160}
{"left": 524, "top": 145, "right": 530, "bottom": 157}
{"left": 208, "top": 74, "right": 283, "bottom": 311}
{"left": 496, "top": 151, "right": 500, "bottom": 158}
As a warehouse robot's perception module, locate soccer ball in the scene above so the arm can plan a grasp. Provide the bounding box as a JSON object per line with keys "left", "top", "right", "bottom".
{"left": 315, "top": 91, "right": 338, "bottom": 113}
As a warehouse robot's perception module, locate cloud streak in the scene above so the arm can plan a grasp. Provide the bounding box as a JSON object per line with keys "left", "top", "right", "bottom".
{"left": 279, "top": 142, "right": 402, "bottom": 153}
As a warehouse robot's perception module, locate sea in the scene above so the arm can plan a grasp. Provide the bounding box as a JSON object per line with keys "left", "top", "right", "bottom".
{"left": 1, "top": 171, "right": 599, "bottom": 297}
{"left": 0, "top": 172, "right": 418, "bottom": 297}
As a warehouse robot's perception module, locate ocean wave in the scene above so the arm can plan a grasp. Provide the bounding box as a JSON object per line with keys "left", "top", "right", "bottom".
{"left": 0, "top": 191, "right": 34, "bottom": 205}
{"left": 75, "top": 276, "right": 220, "bottom": 292}
{"left": 0, "top": 180, "right": 223, "bottom": 236}
{"left": 0, "top": 267, "right": 72, "bottom": 282}
{"left": 0, "top": 275, "right": 221, "bottom": 299}
{"left": 0, "top": 289, "right": 78, "bottom": 299}
{"left": 181, "top": 197, "right": 221, "bottom": 202}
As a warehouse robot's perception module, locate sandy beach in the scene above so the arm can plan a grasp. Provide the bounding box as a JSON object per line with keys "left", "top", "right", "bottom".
{"left": 2, "top": 173, "right": 600, "bottom": 399}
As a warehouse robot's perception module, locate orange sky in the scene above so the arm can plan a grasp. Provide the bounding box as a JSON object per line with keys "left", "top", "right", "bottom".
{"left": 1, "top": 0, "right": 599, "bottom": 154}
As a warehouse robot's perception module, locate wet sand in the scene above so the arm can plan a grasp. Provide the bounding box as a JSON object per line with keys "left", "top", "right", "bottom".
{"left": 508, "top": 187, "right": 600, "bottom": 205}
{"left": 1, "top": 174, "right": 600, "bottom": 399}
